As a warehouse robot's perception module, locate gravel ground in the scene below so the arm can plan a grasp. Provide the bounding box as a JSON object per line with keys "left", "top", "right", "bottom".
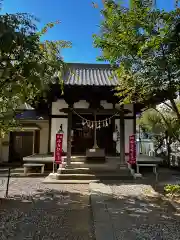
{"left": 110, "top": 184, "right": 180, "bottom": 240}
{"left": 90, "top": 182, "right": 180, "bottom": 240}
{"left": 0, "top": 177, "right": 92, "bottom": 240}
{"left": 1, "top": 173, "right": 180, "bottom": 240}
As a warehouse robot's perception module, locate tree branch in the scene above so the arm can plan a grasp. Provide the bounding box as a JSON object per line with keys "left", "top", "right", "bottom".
{"left": 153, "top": 107, "right": 180, "bottom": 142}
{"left": 160, "top": 44, "right": 180, "bottom": 121}
{"left": 169, "top": 98, "right": 180, "bottom": 121}
{"left": 163, "top": 102, "right": 173, "bottom": 110}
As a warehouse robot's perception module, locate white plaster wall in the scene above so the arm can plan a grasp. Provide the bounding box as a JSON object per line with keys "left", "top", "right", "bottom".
{"left": 0, "top": 121, "right": 49, "bottom": 162}
{"left": 21, "top": 121, "right": 49, "bottom": 155}
{"left": 53, "top": 99, "right": 113, "bottom": 112}
{"left": 100, "top": 100, "right": 113, "bottom": 109}
{"left": 115, "top": 103, "right": 134, "bottom": 117}
{"left": 73, "top": 100, "right": 89, "bottom": 109}
{"left": 51, "top": 118, "right": 67, "bottom": 153}
{"left": 52, "top": 99, "right": 68, "bottom": 115}
{"left": 37, "top": 122, "right": 49, "bottom": 154}
{"left": 115, "top": 119, "right": 134, "bottom": 154}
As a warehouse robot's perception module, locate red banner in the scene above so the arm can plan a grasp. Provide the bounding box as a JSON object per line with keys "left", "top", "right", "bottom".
{"left": 55, "top": 133, "right": 63, "bottom": 164}
{"left": 128, "top": 135, "right": 136, "bottom": 164}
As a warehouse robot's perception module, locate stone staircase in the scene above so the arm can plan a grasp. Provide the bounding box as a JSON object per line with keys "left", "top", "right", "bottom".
{"left": 3, "top": 156, "right": 134, "bottom": 182}
{"left": 43, "top": 156, "right": 133, "bottom": 183}
{"left": 55, "top": 169, "right": 132, "bottom": 181}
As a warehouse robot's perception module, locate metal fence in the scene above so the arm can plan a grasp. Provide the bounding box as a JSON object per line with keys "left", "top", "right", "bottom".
{"left": 136, "top": 139, "right": 155, "bottom": 156}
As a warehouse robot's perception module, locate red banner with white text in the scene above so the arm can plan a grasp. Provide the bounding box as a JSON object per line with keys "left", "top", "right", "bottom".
{"left": 55, "top": 133, "right": 63, "bottom": 164}
{"left": 128, "top": 135, "right": 136, "bottom": 164}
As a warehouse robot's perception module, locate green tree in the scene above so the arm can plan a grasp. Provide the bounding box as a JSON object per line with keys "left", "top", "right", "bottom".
{"left": 130, "top": 0, "right": 155, "bottom": 8}
{"left": 94, "top": 1, "right": 180, "bottom": 121}
{"left": 139, "top": 103, "right": 180, "bottom": 163}
{"left": 175, "top": 0, "right": 179, "bottom": 8}
{"left": 0, "top": 12, "right": 71, "bottom": 136}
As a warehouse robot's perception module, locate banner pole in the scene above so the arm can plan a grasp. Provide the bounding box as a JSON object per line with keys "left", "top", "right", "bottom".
{"left": 5, "top": 167, "right": 11, "bottom": 198}
{"left": 53, "top": 161, "right": 55, "bottom": 174}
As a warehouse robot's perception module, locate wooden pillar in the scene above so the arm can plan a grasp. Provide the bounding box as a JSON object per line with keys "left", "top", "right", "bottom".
{"left": 93, "top": 110, "right": 98, "bottom": 149}
{"left": 48, "top": 102, "right": 52, "bottom": 153}
{"left": 120, "top": 105, "right": 125, "bottom": 164}
{"left": 67, "top": 106, "right": 72, "bottom": 166}
{"left": 133, "top": 104, "right": 136, "bottom": 135}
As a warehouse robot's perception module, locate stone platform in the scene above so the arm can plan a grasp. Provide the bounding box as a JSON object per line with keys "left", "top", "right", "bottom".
{"left": 43, "top": 164, "right": 133, "bottom": 184}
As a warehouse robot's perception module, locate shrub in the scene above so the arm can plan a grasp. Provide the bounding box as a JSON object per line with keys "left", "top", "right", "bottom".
{"left": 164, "top": 184, "right": 180, "bottom": 196}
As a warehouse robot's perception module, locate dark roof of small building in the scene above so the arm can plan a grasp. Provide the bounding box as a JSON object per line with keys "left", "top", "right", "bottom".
{"left": 64, "top": 63, "right": 119, "bottom": 86}
{"left": 16, "top": 110, "right": 48, "bottom": 120}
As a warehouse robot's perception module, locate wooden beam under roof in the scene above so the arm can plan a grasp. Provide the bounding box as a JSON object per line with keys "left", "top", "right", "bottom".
{"left": 59, "top": 107, "right": 131, "bottom": 115}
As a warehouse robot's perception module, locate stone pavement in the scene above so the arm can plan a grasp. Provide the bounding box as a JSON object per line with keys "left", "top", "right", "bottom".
{"left": 90, "top": 181, "right": 180, "bottom": 240}
{"left": 0, "top": 177, "right": 92, "bottom": 240}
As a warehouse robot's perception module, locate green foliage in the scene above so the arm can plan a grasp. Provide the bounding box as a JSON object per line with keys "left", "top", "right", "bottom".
{"left": 139, "top": 102, "right": 180, "bottom": 141}
{"left": 94, "top": 1, "right": 180, "bottom": 119}
{"left": 139, "top": 109, "right": 165, "bottom": 134}
{"left": 129, "top": 0, "right": 155, "bottom": 8}
{"left": 164, "top": 184, "right": 180, "bottom": 196}
{"left": 0, "top": 12, "right": 71, "bottom": 136}
{"left": 139, "top": 103, "right": 180, "bottom": 164}
{"left": 140, "top": 106, "right": 180, "bottom": 136}
{"left": 175, "top": 0, "right": 179, "bottom": 8}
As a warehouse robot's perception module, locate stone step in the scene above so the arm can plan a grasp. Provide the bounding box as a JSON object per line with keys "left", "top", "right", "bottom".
{"left": 64, "top": 156, "right": 115, "bottom": 162}
{"left": 62, "top": 162, "right": 127, "bottom": 169}
{"left": 58, "top": 168, "right": 92, "bottom": 174}
{"left": 63, "top": 156, "right": 86, "bottom": 162}
{"left": 63, "top": 156, "right": 123, "bottom": 163}
{"left": 55, "top": 172, "right": 133, "bottom": 180}
{"left": 57, "top": 167, "right": 129, "bottom": 175}
{"left": 43, "top": 177, "right": 99, "bottom": 184}
{"left": 10, "top": 168, "right": 24, "bottom": 173}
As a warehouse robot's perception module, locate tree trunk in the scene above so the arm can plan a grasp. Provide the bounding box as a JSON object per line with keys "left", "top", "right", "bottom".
{"left": 169, "top": 98, "right": 180, "bottom": 123}
{"left": 154, "top": 137, "right": 164, "bottom": 155}
{"left": 167, "top": 136, "right": 172, "bottom": 167}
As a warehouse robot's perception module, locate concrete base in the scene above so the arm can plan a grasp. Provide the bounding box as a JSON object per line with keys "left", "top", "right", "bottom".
{"left": 134, "top": 173, "right": 142, "bottom": 179}
{"left": 43, "top": 175, "right": 98, "bottom": 184}
{"left": 86, "top": 148, "right": 106, "bottom": 162}
{"left": 64, "top": 164, "right": 73, "bottom": 169}
{"left": 49, "top": 173, "right": 58, "bottom": 179}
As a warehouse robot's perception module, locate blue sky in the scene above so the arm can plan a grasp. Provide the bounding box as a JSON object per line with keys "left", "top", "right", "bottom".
{"left": 1, "top": 0, "right": 175, "bottom": 63}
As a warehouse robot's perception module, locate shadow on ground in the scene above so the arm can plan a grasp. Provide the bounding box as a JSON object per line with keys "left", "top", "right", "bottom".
{"left": 0, "top": 168, "right": 180, "bottom": 239}
{"left": 0, "top": 188, "right": 93, "bottom": 240}
{"left": 91, "top": 185, "right": 180, "bottom": 239}
{"left": 99, "top": 167, "right": 180, "bottom": 194}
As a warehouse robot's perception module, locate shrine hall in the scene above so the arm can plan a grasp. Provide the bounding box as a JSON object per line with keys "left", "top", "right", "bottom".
{"left": 0, "top": 63, "right": 138, "bottom": 166}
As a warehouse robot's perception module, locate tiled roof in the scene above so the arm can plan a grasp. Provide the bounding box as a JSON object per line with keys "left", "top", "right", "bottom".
{"left": 64, "top": 63, "right": 119, "bottom": 86}
{"left": 16, "top": 110, "right": 48, "bottom": 120}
